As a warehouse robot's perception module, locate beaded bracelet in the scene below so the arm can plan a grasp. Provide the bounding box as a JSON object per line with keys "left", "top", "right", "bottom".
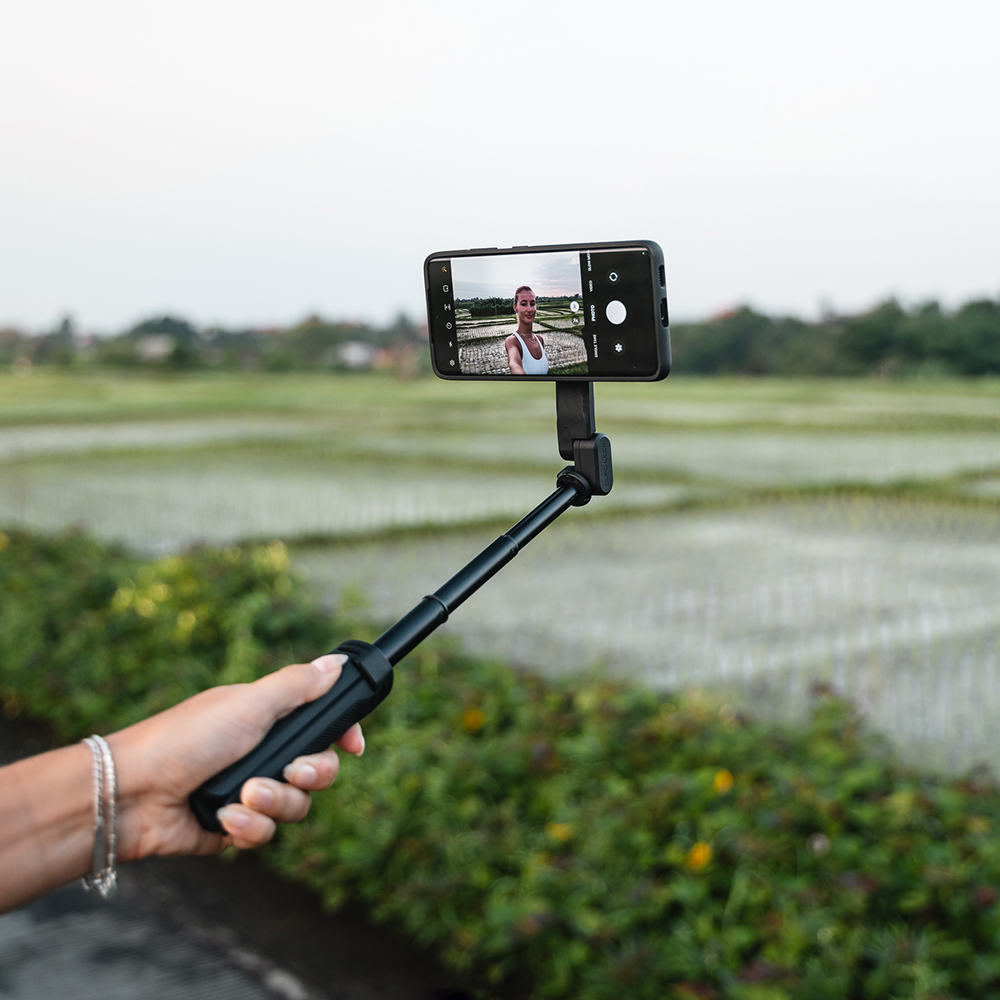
{"left": 81, "top": 735, "right": 118, "bottom": 899}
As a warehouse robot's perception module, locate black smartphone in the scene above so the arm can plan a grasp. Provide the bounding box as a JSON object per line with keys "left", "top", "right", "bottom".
{"left": 425, "top": 240, "right": 670, "bottom": 381}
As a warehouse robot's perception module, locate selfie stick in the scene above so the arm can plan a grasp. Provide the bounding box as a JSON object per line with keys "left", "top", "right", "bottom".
{"left": 190, "top": 382, "right": 613, "bottom": 831}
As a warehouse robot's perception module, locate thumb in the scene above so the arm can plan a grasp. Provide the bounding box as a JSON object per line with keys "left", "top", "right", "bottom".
{"left": 245, "top": 654, "right": 346, "bottom": 730}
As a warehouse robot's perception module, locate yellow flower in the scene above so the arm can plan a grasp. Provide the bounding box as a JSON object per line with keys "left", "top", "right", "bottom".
{"left": 135, "top": 597, "right": 157, "bottom": 618}
{"left": 269, "top": 540, "right": 290, "bottom": 570}
{"left": 177, "top": 610, "right": 197, "bottom": 631}
{"left": 685, "top": 841, "right": 712, "bottom": 871}
{"left": 111, "top": 587, "right": 134, "bottom": 611}
{"left": 545, "top": 822, "right": 573, "bottom": 843}
{"left": 158, "top": 556, "right": 183, "bottom": 576}
{"left": 713, "top": 769, "right": 734, "bottom": 795}
{"left": 149, "top": 582, "right": 170, "bottom": 602}
{"left": 461, "top": 707, "right": 485, "bottom": 733}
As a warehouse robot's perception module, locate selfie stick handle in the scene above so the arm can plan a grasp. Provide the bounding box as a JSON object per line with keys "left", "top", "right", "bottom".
{"left": 189, "top": 383, "right": 611, "bottom": 832}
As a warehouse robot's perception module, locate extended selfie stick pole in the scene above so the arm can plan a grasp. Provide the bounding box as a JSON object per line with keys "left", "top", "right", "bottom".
{"left": 190, "top": 382, "right": 614, "bottom": 831}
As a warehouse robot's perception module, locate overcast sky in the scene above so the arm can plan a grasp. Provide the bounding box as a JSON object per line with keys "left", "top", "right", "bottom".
{"left": 452, "top": 252, "right": 582, "bottom": 301}
{"left": 1, "top": 0, "right": 998, "bottom": 332}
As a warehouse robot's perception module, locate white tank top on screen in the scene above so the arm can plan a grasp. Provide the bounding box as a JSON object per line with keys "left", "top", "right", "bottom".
{"left": 513, "top": 331, "right": 549, "bottom": 374}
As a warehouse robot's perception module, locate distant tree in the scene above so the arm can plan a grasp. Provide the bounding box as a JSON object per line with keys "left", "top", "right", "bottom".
{"left": 128, "top": 315, "right": 199, "bottom": 344}
{"left": 839, "top": 299, "right": 906, "bottom": 372}
{"left": 944, "top": 300, "right": 1000, "bottom": 374}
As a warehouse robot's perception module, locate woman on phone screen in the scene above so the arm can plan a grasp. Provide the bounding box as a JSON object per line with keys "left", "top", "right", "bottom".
{"left": 505, "top": 286, "right": 549, "bottom": 375}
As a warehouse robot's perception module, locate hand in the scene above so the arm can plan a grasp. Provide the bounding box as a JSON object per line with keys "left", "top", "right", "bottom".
{"left": 107, "top": 654, "right": 364, "bottom": 860}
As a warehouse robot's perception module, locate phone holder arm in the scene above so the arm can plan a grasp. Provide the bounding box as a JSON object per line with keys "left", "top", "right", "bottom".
{"left": 556, "top": 381, "right": 613, "bottom": 497}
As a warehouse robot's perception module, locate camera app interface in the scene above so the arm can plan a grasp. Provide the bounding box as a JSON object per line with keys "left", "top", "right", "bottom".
{"left": 429, "top": 247, "right": 658, "bottom": 377}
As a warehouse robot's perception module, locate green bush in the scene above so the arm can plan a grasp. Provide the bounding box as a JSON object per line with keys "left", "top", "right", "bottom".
{"left": 0, "top": 527, "right": 350, "bottom": 736}
{"left": 4, "top": 527, "right": 1000, "bottom": 998}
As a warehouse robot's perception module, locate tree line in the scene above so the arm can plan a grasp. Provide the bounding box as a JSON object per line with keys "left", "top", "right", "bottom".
{"left": 0, "top": 313, "right": 429, "bottom": 374}
{"left": 2, "top": 295, "right": 999, "bottom": 376}
{"left": 670, "top": 297, "right": 1000, "bottom": 377}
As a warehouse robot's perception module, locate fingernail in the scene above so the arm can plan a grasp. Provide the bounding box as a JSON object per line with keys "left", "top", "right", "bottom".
{"left": 285, "top": 762, "right": 318, "bottom": 785}
{"left": 217, "top": 807, "right": 251, "bottom": 831}
{"left": 312, "top": 654, "right": 341, "bottom": 674}
{"left": 357, "top": 731, "right": 365, "bottom": 757}
{"left": 245, "top": 783, "right": 274, "bottom": 809}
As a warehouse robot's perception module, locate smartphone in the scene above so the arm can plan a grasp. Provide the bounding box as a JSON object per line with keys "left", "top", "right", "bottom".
{"left": 425, "top": 241, "right": 670, "bottom": 381}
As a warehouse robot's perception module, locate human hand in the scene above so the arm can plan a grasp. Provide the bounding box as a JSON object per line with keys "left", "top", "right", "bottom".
{"left": 107, "top": 654, "right": 364, "bottom": 860}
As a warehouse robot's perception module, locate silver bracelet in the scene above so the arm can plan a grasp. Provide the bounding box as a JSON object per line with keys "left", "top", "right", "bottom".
{"left": 81, "top": 735, "right": 118, "bottom": 898}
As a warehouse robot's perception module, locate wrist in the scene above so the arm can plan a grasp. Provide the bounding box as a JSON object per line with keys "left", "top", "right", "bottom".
{"left": 105, "top": 727, "right": 155, "bottom": 863}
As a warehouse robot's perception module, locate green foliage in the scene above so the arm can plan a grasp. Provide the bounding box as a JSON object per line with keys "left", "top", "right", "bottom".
{"left": 6, "top": 527, "right": 1000, "bottom": 997}
{"left": 0, "top": 528, "right": 347, "bottom": 736}
{"left": 670, "top": 298, "right": 1000, "bottom": 378}
{"left": 275, "top": 661, "right": 1000, "bottom": 998}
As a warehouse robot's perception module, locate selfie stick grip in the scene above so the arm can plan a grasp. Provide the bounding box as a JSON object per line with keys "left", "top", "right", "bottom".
{"left": 189, "top": 474, "right": 590, "bottom": 833}
{"left": 188, "top": 639, "right": 392, "bottom": 832}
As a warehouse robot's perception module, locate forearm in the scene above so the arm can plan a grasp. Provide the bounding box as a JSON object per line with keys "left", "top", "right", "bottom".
{"left": 0, "top": 742, "right": 95, "bottom": 912}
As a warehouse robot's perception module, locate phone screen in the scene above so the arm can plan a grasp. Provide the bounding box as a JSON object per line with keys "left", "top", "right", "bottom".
{"left": 426, "top": 243, "right": 668, "bottom": 380}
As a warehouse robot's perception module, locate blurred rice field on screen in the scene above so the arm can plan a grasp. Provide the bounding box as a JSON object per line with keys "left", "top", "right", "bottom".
{"left": 1, "top": 371, "right": 999, "bottom": 772}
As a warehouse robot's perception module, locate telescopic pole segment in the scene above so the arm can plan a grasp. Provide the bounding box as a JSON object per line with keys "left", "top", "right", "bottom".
{"left": 373, "top": 470, "right": 590, "bottom": 665}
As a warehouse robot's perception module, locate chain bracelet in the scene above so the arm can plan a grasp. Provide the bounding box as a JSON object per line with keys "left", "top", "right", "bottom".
{"left": 81, "top": 735, "right": 118, "bottom": 899}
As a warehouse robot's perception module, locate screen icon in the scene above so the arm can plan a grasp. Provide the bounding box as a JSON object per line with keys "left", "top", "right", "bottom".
{"left": 606, "top": 300, "right": 627, "bottom": 325}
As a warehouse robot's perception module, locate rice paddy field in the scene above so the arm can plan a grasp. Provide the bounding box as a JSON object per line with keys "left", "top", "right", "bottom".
{"left": 2, "top": 369, "right": 999, "bottom": 772}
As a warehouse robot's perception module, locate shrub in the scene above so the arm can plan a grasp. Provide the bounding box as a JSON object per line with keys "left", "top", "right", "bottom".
{"left": 0, "top": 527, "right": 349, "bottom": 736}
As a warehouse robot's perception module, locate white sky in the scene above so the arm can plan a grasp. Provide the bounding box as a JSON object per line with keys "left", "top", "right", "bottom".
{"left": 1, "top": 0, "right": 998, "bottom": 332}
{"left": 452, "top": 252, "right": 582, "bottom": 301}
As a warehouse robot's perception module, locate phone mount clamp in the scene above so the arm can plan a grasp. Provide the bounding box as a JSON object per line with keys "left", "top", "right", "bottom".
{"left": 190, "top": 382, "right": 613, "bottom": 831}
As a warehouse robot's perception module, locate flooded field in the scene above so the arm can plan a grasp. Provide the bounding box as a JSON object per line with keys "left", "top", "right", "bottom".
{"left": 296, "top": 500, "right": 1000, "bottom": 772}
{"left": 2, "top": 371, "right": 999, "bottom": 771}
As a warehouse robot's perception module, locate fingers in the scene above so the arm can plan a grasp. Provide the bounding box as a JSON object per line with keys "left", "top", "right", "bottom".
{"left": 216, "top": 805, "right": 277, "bottom": 849}
{"left": 215, "top": 745, "right": 344, "bottom": 847}
{"left": 216, "top": 775, "right": 314, "bottom": 847}
{"left": 211, "top": 683, "right": 366, "bottom": 850}
{"left": 241, "top": 776, "right": 312, "bottom": 822}
{"left": 283, "top": 749, "right": 340, "bottom": 790}
{"left": 335, "top": 722, "right": 365, "bottom": 757}
{"left": 245, "top": 654, "right": 347, "bottom": 730}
